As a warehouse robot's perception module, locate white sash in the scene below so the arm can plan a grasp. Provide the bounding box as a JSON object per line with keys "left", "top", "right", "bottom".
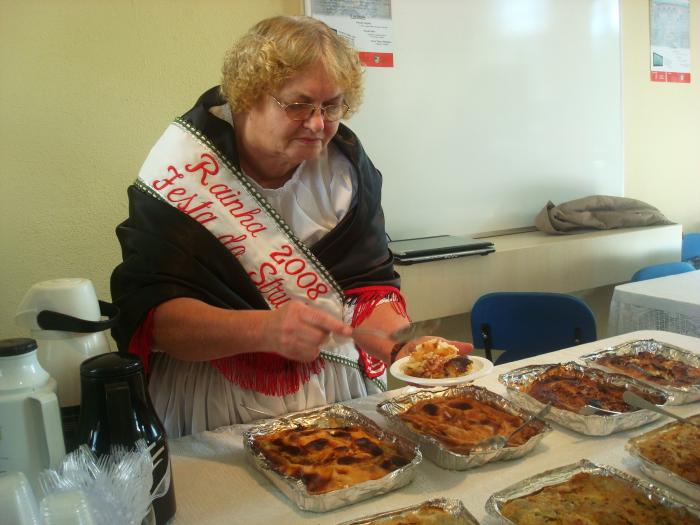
{"left": 136, "top": 119, "right": 345, "bottom": 319}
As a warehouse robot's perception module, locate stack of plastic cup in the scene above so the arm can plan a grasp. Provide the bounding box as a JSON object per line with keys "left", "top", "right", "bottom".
{"left": 0, "top": 471, "right": 39, "bottom": 525}
{"left": 39, "top": 490, "right": 96, "bottom": 525}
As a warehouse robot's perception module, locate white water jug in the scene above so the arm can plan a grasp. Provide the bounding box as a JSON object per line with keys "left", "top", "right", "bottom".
{"left": 15, "top": 278, "right": 118, "bottom": 452}
{"left": 0, "top": 338, "right": 66, "bottom": 494}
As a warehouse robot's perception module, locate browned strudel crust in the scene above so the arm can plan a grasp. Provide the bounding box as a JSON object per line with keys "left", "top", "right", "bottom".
{"left": 635, "top": 415, "right": 700, "bottom": 484}
{"left": 501, "top": 472, "right": 700, "bottom": 525}
{"left": 399, "top": 396, "right": 541, "bottom": 454}
{"left": 366, "top": 503, "right": 468, "bottom": 525}
{"left": 253, "top": 425, "right": 411, "bottom": 494}
{"left": 402, "top": 339, "right": 473, "bottom": 379}
{"left": 596, "top": 351, "right": 700, "bottom": 387}
{"left": 524, "top": 364, "right": 665, "bottom": 412}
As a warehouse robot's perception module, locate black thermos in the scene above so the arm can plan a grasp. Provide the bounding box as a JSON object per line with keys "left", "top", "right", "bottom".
{"left": 77, "top": 353, "right": 176, "bottom": 524}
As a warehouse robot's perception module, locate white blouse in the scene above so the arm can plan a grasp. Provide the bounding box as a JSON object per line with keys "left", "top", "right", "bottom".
{"left": 249, "top": 143, "right": 357, "bottom": 246}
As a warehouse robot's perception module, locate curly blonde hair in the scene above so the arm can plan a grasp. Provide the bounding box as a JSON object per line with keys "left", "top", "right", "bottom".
{"left": 221, "top": 16, "right": 364, "bottom": 118}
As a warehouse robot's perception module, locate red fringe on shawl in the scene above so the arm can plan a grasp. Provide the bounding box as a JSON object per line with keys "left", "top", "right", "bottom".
{"left": 128, "top": 308, "right": 156, "bottom": 373}
{"left": 127, "top": 307, "right": 324, "bottom": 396}
{"left": 345, "top": 285, "right": 409, "bottom": 379}
{"left": 211, "top": 354, "right": 324, "bottom": 397}
{"left": 127, "top": 286, "right": 407, "bottom": 395}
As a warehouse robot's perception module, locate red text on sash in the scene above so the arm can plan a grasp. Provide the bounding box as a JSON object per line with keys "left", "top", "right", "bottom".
{"left": 151, "top": 153, "right": 270, "bottom": 256}
{"left": 248, "top": 243, "right": 329, "bottom": 307}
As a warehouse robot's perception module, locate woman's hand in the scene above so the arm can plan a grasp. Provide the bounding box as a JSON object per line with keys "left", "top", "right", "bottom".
{"left": 392, "top": 335, "right": 473, "bottom": 363}
{"left": 260, "top": 300, "right": 352, "bottom": 363}
{"left": 152, "top": 297, "right": 352, "bottom": 363}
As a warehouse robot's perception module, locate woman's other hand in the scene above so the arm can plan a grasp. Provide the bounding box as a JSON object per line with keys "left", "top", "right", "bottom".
{"left": 261, "top": 300, "right": 352, "bottom": 362}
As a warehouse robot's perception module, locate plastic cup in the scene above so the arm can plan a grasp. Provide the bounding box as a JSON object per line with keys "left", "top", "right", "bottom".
{"left": 39, "top": 489, "right": 97, "bottom": 525}
{"left": 15, "top": 278, "right": 102, "bottom": 330}
{"left": 0, "top": 471, "right": 40, "bottom": 525}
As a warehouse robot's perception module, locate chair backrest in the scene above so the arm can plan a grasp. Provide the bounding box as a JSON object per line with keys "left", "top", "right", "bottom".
{"left": 470, "top": 292, "right": 597, "bottom": 364}
{"left": 682, "top": 233, "right": 700, "bottom": 267}
{"left": 630, "top": 261, "right": 695, "bottom": 282}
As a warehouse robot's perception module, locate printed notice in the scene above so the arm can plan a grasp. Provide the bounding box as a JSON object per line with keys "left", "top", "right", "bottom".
{"left": 305, "top": 0, "right": 393, "bottom": 67}
{"left": 650, "top": 0, "right": 691, "bottom": 83}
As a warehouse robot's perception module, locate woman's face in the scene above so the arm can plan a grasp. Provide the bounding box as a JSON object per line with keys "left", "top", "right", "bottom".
{"left": 238, "top": 62, "right": 344, "bottom": 186}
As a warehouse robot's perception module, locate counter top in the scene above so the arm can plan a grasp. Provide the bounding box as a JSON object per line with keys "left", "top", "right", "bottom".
{"left": 397, "top": 224, "right": 682, "bottom": 321}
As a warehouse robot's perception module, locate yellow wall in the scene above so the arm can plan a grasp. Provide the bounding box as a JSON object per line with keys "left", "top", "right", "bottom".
{"left": 622, "top": 0, "right": 699, "bottom": 231}
{"left": 1, "top": 1, "right": 698, "bottom": 339}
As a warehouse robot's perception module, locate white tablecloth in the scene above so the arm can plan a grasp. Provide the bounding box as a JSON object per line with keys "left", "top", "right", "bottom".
{"left": 167, "top": 330, "right": 700, "bottom": 524}
{"left": 608, "top": 270, "right": 700, "bottom": 337}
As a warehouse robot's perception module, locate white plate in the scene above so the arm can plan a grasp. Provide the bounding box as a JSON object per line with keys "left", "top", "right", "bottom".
{"left": 389, "top": 355, "right": 494, "bottom": 386}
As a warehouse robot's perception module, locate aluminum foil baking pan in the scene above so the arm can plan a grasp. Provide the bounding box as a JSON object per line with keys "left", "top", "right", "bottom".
{"left": 627, "top": 414, "right": 700, "bottom": 502}
{"left": 376, "top": 385, "right": 551, "bottom": 470}
{"left": 580, "top": 338, "right": 700, "bottom": 405}
{"left": 242, "top": 403, "right": 421, "bottom": 512}
{"left": 485, "top": 459, "right": 700, "bottom": 524}
{"left": 498, "top": 361, "right": 669, "bottom": 435}
{"left": 337, "top": 497, "right": 478, "bottom": 525}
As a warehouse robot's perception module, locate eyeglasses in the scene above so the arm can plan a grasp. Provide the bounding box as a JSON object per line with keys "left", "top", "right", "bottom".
{"left": 270, "top": 95, "right": 349, "bottom": 122}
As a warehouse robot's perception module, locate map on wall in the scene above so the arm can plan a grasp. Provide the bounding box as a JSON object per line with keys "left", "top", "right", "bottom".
{"left": 305, "top": 0, "right": 393, "bottom": 67}
{"left": 650, "top": 0, "right": 691, "bottom": 83}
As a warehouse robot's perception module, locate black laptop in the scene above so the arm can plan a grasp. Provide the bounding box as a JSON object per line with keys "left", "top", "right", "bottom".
{"left": 388, "top": 235, "right": 495, "bottom": 265}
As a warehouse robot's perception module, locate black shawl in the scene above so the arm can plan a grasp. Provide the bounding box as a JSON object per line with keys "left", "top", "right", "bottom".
{"left": 110, "top": 87, "right": 399, "bottom": 352}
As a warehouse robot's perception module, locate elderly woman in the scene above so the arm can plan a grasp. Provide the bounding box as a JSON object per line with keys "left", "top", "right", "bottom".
{"left": 111, "top": 15, "right": 470, "bottom": 437}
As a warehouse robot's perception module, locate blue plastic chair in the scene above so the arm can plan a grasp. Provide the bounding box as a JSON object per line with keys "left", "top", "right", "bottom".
{"left": 682, "top": 233, "right": 700, "bottom": 269}
{"left": 630, "top": 261, "right": 695, "bottom": 282}
{"left": 470, "top": 292, "right": 597, "bottom": 364}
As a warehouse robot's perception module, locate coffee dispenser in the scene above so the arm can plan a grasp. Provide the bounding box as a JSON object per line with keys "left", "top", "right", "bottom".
{"left": 0, "top": 338, "right": 66, "bottom": 494}
{"left": 15, "top": 278, "right": 119, "bottom": 451}
{"left": 77, "top": 353, "right": 176, "bottom": 524}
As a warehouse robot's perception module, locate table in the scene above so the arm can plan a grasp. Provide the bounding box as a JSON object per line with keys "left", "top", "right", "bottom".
{"left": 168, "top": 330, "right": 700, "bottom": 524}
{"left": 608, "top": 270, "right": 700, "bottom": 337}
